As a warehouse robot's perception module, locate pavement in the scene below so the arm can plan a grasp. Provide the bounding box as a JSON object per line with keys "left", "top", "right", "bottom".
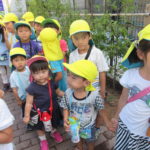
{"left": 3, "top": 89, "right": 115, "bottom": 150}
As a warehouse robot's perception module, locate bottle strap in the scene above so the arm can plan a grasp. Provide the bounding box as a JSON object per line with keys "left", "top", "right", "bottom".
{"left": 127, "top": 87, "right": 150, "bottom": 103}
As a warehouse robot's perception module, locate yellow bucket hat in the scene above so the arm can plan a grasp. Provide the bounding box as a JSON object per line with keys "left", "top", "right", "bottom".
{"left": 10, "top": 47, "right": 26, "bottom": 58}
{"left": 69, "top": 19, "right": 91, "bottom": 36}
{"left": 121, "top": 41, "right": 143, "bottom": 68}
{"left": 122, "top": 24, "right": 150, "bottom": 68}
{"left": 39, "top": 28, "right": 63, "bottom": 61}
{"left": 63, "top": 60, "right": 98, "bottom": 91}
{"left": 3, "top": 13, "right": 18, "bottom": 23}
{"left": 22, "top": 12, "right": 34, "bottom": 22}
{"left": 138, "top": 24, "right": 150, "bottom": 41}
{"left": 35, "top": 16, "right": 45, "bottom": 24}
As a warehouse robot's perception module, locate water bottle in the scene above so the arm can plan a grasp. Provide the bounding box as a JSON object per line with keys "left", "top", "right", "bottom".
{"left": 42, "top": 111, "right": 52, "bottom": 132}
{"left": 69, "top": 117, "right": 80, "bottom": 143}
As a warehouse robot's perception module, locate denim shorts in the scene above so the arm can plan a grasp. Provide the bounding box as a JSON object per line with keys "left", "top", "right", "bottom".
{"left": 80, "top": 126, "right": 100, "bottom": 142}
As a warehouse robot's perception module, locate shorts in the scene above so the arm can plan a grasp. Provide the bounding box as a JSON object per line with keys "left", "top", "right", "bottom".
{"left": 49, "top": 60, "right": 63, "bottom": 73}
{"left": 80, "top": 125, "right": 100, "bottom": 142}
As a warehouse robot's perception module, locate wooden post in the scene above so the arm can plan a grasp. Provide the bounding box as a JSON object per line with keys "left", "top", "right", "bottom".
{"left": 144, "top": 4, "right": 150, "bottom": 26}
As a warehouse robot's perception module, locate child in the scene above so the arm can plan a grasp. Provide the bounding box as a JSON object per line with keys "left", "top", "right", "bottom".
{"left": 69, "top": 19, "right": 109, "bottom": 99}
{"left": 0, "top": 22, "right": 10, "bottom": 91}
{"left": 9, "top": 48, "right": 30, "bottom": 117}
{"left": 61, "top": 60, "right": 114, "bottom": 150}
{"left": 39, "top": 27, "right": 67, "bottom": 92}
{"left": 112, "top": 29, "right": 150, "bottom": 149}
{"left": 68, "top": 19, "right": 109, "bottom": 130}
{"left": 34, "top": 16, "right": 45, "bottom": 48}
{"left": 0, "top": 89, "right": 15, "bottom": 150}
{"left": 23, "top": 56, "right": 64, "bottom": 150}
{"left": 34, "top": 16, "right": 45, "bottom": 37}
{"left": 3, "top": 13, "right": 18, "bottom": 49}
{"left": 42, "top": 18, "right": 68, "bottom": 64}
{"left": 13, "top": 21, "right": 42, "bottom": 59}
{"left": 22, "top": 12, "right": 35, "bottom": 29}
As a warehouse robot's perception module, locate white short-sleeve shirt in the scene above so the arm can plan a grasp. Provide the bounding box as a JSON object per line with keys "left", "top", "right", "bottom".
{"left": 119, "top": 68, "right": 150, "bottom": 137}
{"left": 69, "top": 46, "right": 109, "bottom": 89}
{"left": 0, "top": 99, "right": 14, "bottom": 150}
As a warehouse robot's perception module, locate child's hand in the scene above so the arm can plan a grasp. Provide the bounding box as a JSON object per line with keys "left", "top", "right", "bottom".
{"left": 17, "top": 99, "right": 23, "bottom": 106}
{"left": 105, "top": 120, "right": 116, "bottom": 132}
{"left": 23, "top": 116, "right": 30, "bottom": 124}
{"left": 111, "top": 118, "right": 118, "bottom": 130}
{"left": 0, "top": 89, "right": 4, "bottom": 98}
{"left": 64, "top": 119, "right": 70, "bottom": 132}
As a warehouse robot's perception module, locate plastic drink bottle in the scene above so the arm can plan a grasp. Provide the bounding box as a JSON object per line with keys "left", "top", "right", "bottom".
{"left": 69, "top": 117, "right": 80, "bottom": 143}
{"left": 42, "top": 111, "right": 52, "bottom": 132}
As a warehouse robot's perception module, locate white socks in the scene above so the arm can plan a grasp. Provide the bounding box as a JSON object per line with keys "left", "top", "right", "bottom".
{"left": 39, "top": 135, "right": 46, "bottom": 141}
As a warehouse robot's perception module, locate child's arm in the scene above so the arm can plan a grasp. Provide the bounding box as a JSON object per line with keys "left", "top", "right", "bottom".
{"left": 3, "top": 28, "right": 11, "bottom": 50}
{"left": 113, "top": 87, "right": 128, "bottom": 119}
{"left": 99, "top": 72, "right": 106, "bottom": 99}
{"left": 63, "top": 109, "right": 70, "bottom": 131}
{"left": 111, "top": 87, "right": 129, "bottom": 129}
{"left": 99, "top": 109, "right": 115, "bottom": 132}
{"left": 0, "top": 126, "right": 13, "bottom": 144}
{"left": 23, "top": 93, "right": 33, "bottom": 124}
{"left": 12, "top": 88, "right": 22, "bottom": 106}
{"left": 55, "top": 72, "right": 63, "bottom": 82}
{"left": 56, "top": 88, "right": 64, "bottom": 97}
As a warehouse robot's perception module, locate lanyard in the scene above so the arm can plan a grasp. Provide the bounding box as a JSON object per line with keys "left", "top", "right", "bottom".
{"left": 19, "top": 40, "right": 33, "bottom": 58}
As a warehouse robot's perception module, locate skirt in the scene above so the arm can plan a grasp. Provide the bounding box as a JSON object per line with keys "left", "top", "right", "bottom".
{"left": 114, "top": 119, "right": 150, "bottom": 150}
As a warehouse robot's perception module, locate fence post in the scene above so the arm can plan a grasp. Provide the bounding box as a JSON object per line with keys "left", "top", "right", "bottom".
{"left": 144, "top": 4, "right": 150, "bottom": 26}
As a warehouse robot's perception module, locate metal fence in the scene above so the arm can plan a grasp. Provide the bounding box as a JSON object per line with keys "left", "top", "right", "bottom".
{"left": 73, "top": 0, "right": 150, "bottom": 40}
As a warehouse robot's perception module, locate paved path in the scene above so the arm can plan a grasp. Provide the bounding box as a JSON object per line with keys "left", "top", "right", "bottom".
{"left": 3, "top": 89, "right": 115, "bottom": 150}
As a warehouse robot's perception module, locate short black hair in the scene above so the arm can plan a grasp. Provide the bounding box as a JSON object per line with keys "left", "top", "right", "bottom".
{"left": 128, "top": 39, "right": 150, "bottom": 64}
{"left": 138, "top": 39, "right": 150, "bottom": 56}
{"left": 29, "top": 60, "right": 49, "bottom": 73}
{"left": 16, "top": 25, "right": 31, "bottom": 31}
{"left": 44, "top": 23, "right": 59, "bottom": 30}
{"left": 11, "top": 55, "right": 26, "bottom": 61}
{"left": 128, "top": 47, "right": 141, "bottom": 63}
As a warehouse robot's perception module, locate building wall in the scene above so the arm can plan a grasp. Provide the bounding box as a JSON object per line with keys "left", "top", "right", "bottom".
{"left": 2, "top": 0, "right": 26, "bottom": 17}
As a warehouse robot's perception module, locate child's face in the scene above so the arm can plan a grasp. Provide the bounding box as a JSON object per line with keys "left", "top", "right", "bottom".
{"left": 31, "top": 69, "right": 49, "bottom": 85}
{"left": 12, "top": 56, "right": 26, "bottom": 71}
{"left": 29, "top": 21, "right": 34, "bottom": 27}
{"left": 67, "top": 72, "right": 88, "bottom": 90}
{"left": 34, "top": 23, "right": 43, "bottom": 35}
{"left": 72, "top": 33, "right": 91, "bottom": 51}
{"left": 5, "top": 22, "right": 14, "bottom": 33}
{"left": 17, "top": 26, "right": 32, "bottom": 42}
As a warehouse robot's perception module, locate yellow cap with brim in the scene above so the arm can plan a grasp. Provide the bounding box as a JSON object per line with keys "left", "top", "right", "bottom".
{"left": 22, "top": 12, "right": 34, "bottom": 22}
{"left": 121, "top": 41, "right": 143, "bottom": 68}
{"left": 14, "top": 21, "right": 36, "bottom": 40}
{"left": 138, "top": 24, "right": 150, "bottom": 41}
{"left": 10, "top": 47, "right": 26, "bottom": 57}
{"left": 0, "top": 21, "right": 5, "bottom": 27}
{"left": 69, "top": 19, "right": 91, "bottom": 37}
{"left": 63, "top": 60, "right": 98, "bottom": 91}
{"left": 3, "top": 13, "right": 18, "bottom": 23}
{"left": 42, "top": 18, "right": 61, "bottom": 29}
{"left": 35, "top": 16, "right": 45, "bottom": 24}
